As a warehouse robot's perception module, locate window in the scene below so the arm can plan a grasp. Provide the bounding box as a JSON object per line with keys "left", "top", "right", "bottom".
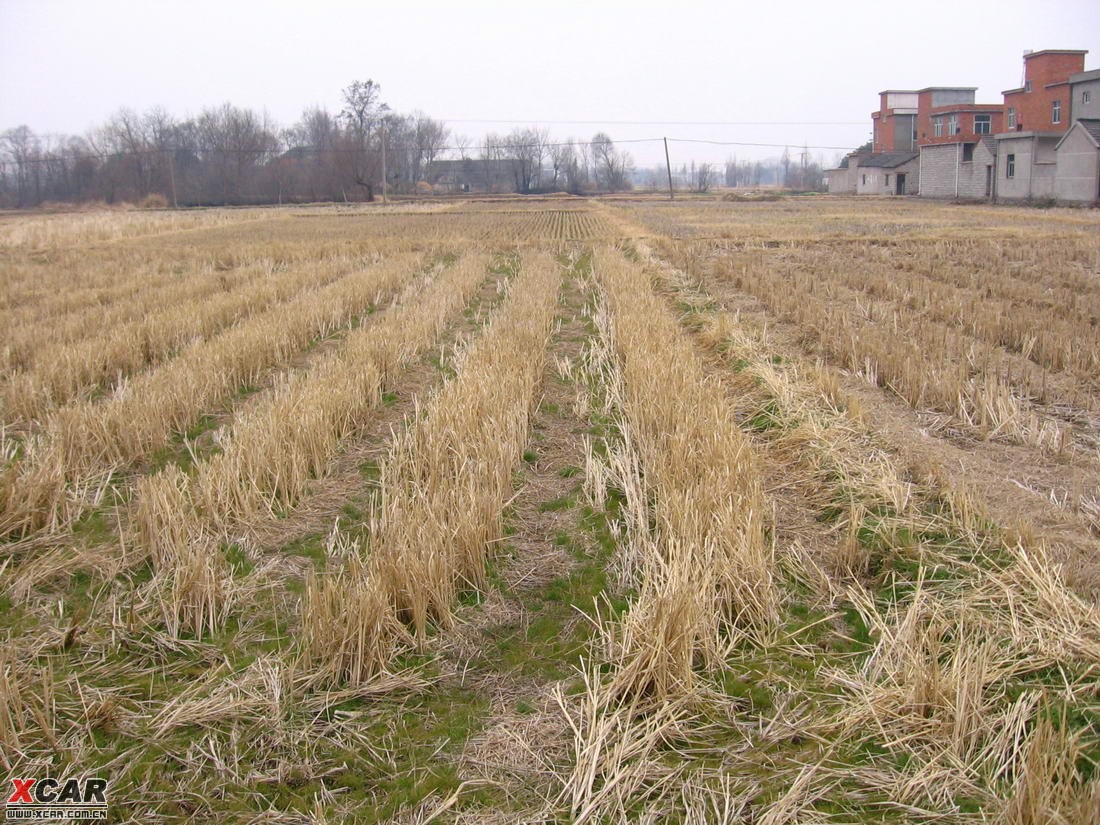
{"left": 1007, "top": 107, "right": 1017, "bottom": 129}
{"left": 974, "top": 114, "right": 991, "bottom": 135}
{"left": 934, "top": 117, "right": 943, "bottom": 137}
{"left": 1025, "top": 80, "right": 1032, "bottom": 92}
{"left": 885, "top": 174, "right": 891, "bottom": 186}
{"left": 948, "top": 114, "right": 959, "bottom": 134}
{"left": 1084, "top": 90, "right": 1093, "bottom": 104}
{"left": 862, "top": 174, "right": 867, "bottom": 185}
{"left": 1052, "top": 99, "right": 1062, "bottom": 124}
{"left": 1006, "top": 154, "right": 1016, "bottom": 178}
{"left": 962, "top": 143, "right": 975, "bottom": 162}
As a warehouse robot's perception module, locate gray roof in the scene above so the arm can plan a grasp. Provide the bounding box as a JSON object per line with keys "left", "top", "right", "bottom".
{"left": 855, "top": 151, "right": 918, "bottom": 168}
{"left": 1056, "top": 119, "right": 1100, "bottom": 149}
{"left": 1079, "top": 119, "right": 1100, "bottom": 144}
{"left": 1070, "top": 68, "right": 1100, "bottom": 84}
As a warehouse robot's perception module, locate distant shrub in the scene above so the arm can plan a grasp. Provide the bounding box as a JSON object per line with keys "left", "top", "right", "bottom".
{"left": 139, "top": 193, "right": 170, "bottom": 209}
{"left": 415, "top": 181, "right": 433, "bottom": 195}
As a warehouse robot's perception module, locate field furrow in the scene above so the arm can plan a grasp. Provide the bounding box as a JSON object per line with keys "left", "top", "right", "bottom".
{"left": 134, "top": 254, "right": 494, "bottom": 635}
{"left": 300, "top": 251, "right": 560, "bottom": 685}
{"left": 0, "top": 252, "right": 424, "bottom": 538}
{"left": 2, "top": 252, "right": 381, "bottom": 423}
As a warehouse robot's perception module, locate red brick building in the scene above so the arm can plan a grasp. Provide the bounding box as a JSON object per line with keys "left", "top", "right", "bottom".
{"left": 1002, "top": 49, "right": 1087, "bottom": 132}
{"left": 912, "top": 88, "right": 1005, "bottom": 146}
{"left": 922, "top": 103, "right": 1006, "bottom": 146}
{"left": 871, "top": 90, "right": 918, "bottom": 152}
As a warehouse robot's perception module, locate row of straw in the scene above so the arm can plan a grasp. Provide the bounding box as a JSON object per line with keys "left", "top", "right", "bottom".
{"left": 3, "top": 252, "right": 377, "bottom": 424}
{"left": 0, "top": 253, "right": 422, "bottom": 539}
{"left": 555, "top": 246, "right": 775, "bottom": 822}
{"left": 590, "top": 245, "right": 775, "bottom": 698}
{"left": 0, "top": 207, "right": 273, "bottom": 251}
{"left": 299, "top": 252, "right": 560, "bottom": 686}
{"left": 137, "top": 254, "right": 490, "bottom": 635}
{"left": 670, "top": 242, "right": 1074, "bottom": 448}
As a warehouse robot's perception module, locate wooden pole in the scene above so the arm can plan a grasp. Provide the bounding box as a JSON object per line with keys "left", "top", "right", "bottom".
{"left": 664, "top": 137, "right": 674, "bottom": 200}
{"left": 381, "top": 118, "right": 388, "bottom": 204}
{"left": 167, "top": 150, "right": 178, "bottom": 208}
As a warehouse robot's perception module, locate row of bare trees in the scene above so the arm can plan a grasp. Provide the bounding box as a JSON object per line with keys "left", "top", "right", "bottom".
{"left": 0, "top": 80, "right": 636, "bottom": 208}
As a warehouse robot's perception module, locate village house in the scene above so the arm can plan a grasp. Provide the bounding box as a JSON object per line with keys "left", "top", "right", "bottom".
{"left": 915, "top": 86, "right": 1006, "bottom": 199}
{"left": 830, "top": 47, "right": 1099, "bottom": 204}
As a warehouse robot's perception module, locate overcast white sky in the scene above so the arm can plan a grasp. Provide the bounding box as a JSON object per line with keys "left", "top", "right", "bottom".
{"left": 1, "top": 0, "right": 1097, "bottom": 167}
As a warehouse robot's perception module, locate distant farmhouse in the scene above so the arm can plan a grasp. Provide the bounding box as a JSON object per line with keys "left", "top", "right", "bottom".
{"left": 827, "top": 49, "right": 1100, "bottom": 204}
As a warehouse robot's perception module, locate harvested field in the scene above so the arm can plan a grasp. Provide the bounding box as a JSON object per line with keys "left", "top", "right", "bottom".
{"left": 2, "top": 197, "right": 1099, "bottom": 823}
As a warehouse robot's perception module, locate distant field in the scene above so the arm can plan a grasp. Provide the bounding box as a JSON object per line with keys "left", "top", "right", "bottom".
{"left": 2, "top": 197, "right": 1099, "bottom": 823}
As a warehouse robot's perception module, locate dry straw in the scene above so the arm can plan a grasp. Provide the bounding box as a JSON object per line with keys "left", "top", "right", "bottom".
{"left": 2, "top": 251, "right": 374, "bottom": 424}
{"left": 1, "top": 252, "right": 423, "bottom": 538}
{"left": 134, "top": 254, "right": 489, "bottom": 635}
{"left": 299, "top": 252, "right": 560, "bottom": 685}
{"left": 586, "top": 245, "right": 775, "bottom": 700}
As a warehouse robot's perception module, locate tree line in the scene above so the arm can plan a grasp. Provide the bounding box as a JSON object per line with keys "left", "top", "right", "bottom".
{"left": 0, "top": 79, "right": 637, "bottom": 208}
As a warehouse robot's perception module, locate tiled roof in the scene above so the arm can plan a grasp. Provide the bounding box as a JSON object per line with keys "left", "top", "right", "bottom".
{"left": 1078, "top": 119, "right": 1100, "bottom": 145}
{"left": 855, "top": 152, "right": 918, "bottom": 168}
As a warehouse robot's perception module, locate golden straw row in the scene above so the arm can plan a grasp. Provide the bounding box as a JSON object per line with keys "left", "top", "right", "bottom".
{"left": 0, "top": 252, "right": 424, "bottom": 538}
{"left": 586, "top": 244, "right": 774, "bottom": 699}
{"left": 3, "top": 253, "right": 379, "bottom": 424}
{"left": 0, "top": 232, "right": 349, "bottom": 326}
{"left": 555, "top": 246, "right": 773, "bottom": 822}
{"left": 676, "top": 244, "right": 1074, "bottom": 447}
{"left": 0, "top": 208, "right": 273, "bottom": 251}
{"left": 136, "top": 252, "right": 490, "bottom": 591}
{"left": 299, "top": 251, "right": 561, "bottom": 685}
{"left": 810, "top": 244, "right": 1100, "bottom": 378}
{"left": 3, "top": 254, "right": 267, "bottom": 373}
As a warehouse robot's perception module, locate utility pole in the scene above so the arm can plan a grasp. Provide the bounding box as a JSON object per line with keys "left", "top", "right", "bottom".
{"left": 663, "top": 137, "right": 674, "bottom": 200}
{"left": 167, "top": 150, "right": 178, "bottom": 208}
{"left": 380, "top": 117, "right": 388, "bottom": 204}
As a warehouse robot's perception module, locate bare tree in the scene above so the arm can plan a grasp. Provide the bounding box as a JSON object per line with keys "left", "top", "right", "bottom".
{"left": 339, "top": 79, "right": 386, "bottom": 199}
{"left": 2, "top": 126, "right": 40, "bottom": 206}
{"left": 413, "top": 113, "right": 449, "bottom": 183}
{"left": 591, "top": 132, "right": 632, "bottom": 192}
{"left": 480, "top": 133, "right": 505, "bottom": 193}
{"left": 694, "top": 162, "right": 713, "bottom": 193}
{"left": 502, "top": 127, "right": 548, "bottom": 193}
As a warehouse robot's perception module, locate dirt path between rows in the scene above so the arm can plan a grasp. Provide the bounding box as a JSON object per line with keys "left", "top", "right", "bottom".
{"left": 690, "top": 261, "right": 1100, "bottom": 599}
{"left": 413, "top": 258, "right": 598, "bottom": 822}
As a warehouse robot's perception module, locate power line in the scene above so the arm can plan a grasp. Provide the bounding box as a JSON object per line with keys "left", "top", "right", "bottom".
{"left": 669, "top": 137, "right": 857, "bottom": 151}
{"left": 441, "top": 118, "right": 865, "bottom": 127}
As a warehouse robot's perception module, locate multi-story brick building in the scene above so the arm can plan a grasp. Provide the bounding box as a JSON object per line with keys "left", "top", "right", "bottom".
{"left": 829, "top": 47, "right": 1099, "bottom": 204}
{"left": 916, "top": 88, "right": 976, "bottom": 143}
{"left": 1002, "top": 49, "right": 1086, "bottom": 133}
{"left": 871, "top": 91, "right": 918, "bottom": 153}
{"left": 914, "top": 87, "right": 1005, "bottom": 198}
{"left": 993, "top": 50, "right": 1089, "bottom": 201}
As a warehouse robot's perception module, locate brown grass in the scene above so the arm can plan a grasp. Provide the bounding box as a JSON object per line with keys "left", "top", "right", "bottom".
{"left": 299, "top": 252, "right": 560, "bottom": 685}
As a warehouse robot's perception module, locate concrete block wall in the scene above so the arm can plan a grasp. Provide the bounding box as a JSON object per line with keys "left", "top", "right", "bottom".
{"left": 1054, "top": 127, "right": 1100, "bottom": 203}
{"left": 917, "top": 145, "right": 958, "bottom": 197}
